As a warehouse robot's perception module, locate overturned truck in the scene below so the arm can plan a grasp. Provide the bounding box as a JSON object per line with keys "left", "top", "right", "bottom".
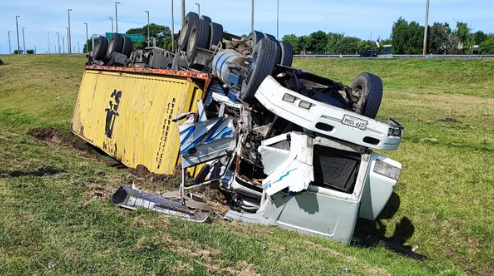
{"left": 74, "top": 12, "right": 404, "bottom": 244}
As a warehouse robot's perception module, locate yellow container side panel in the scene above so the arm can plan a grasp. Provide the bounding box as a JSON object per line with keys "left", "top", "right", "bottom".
{"left": 71, "top": 70, "right": 203, "bottom": 175}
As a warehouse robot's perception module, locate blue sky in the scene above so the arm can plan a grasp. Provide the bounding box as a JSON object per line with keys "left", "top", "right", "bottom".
{"left": 1, "top": 0, "right": 493, "bottom": 54}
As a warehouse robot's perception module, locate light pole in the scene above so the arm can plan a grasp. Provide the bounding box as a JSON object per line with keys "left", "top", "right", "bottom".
{"left": 422, "top": 0, "right": 430, "bottom": 55}
{"left": 62, "top": 37, "right": 65, "bottom": 54}
{"left": 115, "top": 2, "right": 121, "bottom": 33}
{"left": 277, "top": 0, "right": 279, "bottom": 39}
{"left": 66, "top": 27, "right": 69, "bottom": 53}
{"left": 56, "top": 32, "right": 60, "bottom": 53}
{"left": 16, "top": 16, "right": 20, "bottom": 54}
{"left": 68, "top": 9, "right": 72, "bottom": 54}
{"left": 171, "top": 0, "right": 175, "bottom": 52}
{"left": 47, "top": 31, "right": 50, "bottom": 54}
{"left": 251, "top": 0, "right": 254, "bottom": 33}
{"left": 145, "top": 11, "right": 150, "bottom": 47}
{"left": 8, "top": 31, "right": 11, "bottom": 54}
{"left": 84, "top": 23, "right": 89, "bottom": 53}
{"left": 22, "top": 27, "right": 26, "bottom": 54}
{"left": 109, "top": 17, "right": 114, "bottom": 33}
{"left": 181, "top": 0, "right": 185, "bottom": 24}
{"left": 195, "top": 3, "right": 200, "bottom": 16}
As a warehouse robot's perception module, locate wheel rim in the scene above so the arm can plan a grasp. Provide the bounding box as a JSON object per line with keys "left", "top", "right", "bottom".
{"left": 107, "top": 39, "right": 114, "bottom": 55}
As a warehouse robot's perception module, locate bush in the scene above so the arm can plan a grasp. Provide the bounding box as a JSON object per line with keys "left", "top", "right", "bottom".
{"left": 479, "top": 38, "right": 494, "bottom": 54}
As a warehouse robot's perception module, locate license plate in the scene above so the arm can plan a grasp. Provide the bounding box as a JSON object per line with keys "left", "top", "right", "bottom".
{"left": 342, "top": 115, "right": 368, "bottom": 130}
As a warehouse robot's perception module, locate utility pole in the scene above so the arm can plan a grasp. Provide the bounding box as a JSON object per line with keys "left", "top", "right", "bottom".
{"left": 109, "top": 17, "right": 114, "bottom": 33}
{"left": 181, "top": 0, "right": 185, "bottom": 24}
{"left": 251, "top": 0, "right": 254, "bottom": 33}
{"left": 78, "top": 41, "right": 80, "bottom": 53}
{"left": 115, "top": 2, "right": 121, "bottom": 33}
{"left": 62, "top": 36, "right": 65, "bottom": 54}
{"left": 84, "top": 23, "right": 89, "bottom": 53}
{"left": 56, "top": 32, "right": 60, "bottom": 53}
{"left": 66, "top": 27, "right": 69, "bottom": 53}
{"left": 195, "top": 3, "right": 200, "bottom": 16}
{"left": 47, "top": 31, "right": 50, "bottom": 54}
{"left": 145, "top": 11, "right": 150, "bottom": 47}
{"left": 16, "top": 16, "right": 20, "bottom": 54}
{"left": 423, "top": 0, "right": 430, "bottom": 55}
{"left": 8, "top": 31, "right": 11, "bottom": 54}
{"left": 171, "top": 0, "right": 175, "bottom": 52}
{"left": 22, "top": 27, "right": 26, "bottom": 54}
{"left": 68, "top": 9, "right": 72, "bottom": 54}
{"left": 277, "top": 0, "right": 279, "bottom": 39}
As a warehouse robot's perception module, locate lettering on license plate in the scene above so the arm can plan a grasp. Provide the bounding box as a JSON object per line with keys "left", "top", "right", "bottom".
{"left": 342, "top": 115, "right": 368, "bottom": 130}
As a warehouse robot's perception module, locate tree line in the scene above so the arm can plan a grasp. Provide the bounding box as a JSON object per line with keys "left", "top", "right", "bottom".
{"left": 282, "top": 18, "right": 494, "bottom": 55}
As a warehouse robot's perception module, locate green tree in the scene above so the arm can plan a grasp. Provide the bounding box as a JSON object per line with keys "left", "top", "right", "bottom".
{"left": 334, "top": 37, "right": 361, "bottom": 54}
{"left": 127, "top": 23, "right": 173, "bottom": 50}
{"left": 391, "top": 17, "right": 409, "bottom": 54}
{"left": 282, "top": 34, "right": 300, "bottom": 54}
{"left": 429, "top": 22, "right": 451, "bottom": 54}
{"left": 450, "top": 22, "right": 474, "bottom": 54}
{"left": 479, "top": 38, "right": 494, "bottom": 54}
{"left": 326, "top": 32, "right": 344, "bottom": 54}
{"left": 474, "top": 31, "right": 488, "bottom": 45}
{"left": 308, "top": 31, "right": 327, "bottom": 54}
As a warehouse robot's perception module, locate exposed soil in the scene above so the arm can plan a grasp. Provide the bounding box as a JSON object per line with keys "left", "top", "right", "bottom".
{"left": 28, "top": 128, "right": 64, "bottom": 144}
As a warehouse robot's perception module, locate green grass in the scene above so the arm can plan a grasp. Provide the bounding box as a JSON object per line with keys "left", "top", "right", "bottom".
{"left": 0, "top": 55, "right": 492, "bottom": 275}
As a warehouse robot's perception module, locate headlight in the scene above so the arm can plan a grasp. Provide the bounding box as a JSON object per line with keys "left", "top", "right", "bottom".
{"left": 282, "top": 93, "right": 296, "bottom": 103}
{"left": 299, "top": 100, "right": 312, "bottom": 109}
{"left": 388, "top": 126, "right": 402, "bottom": 137}
{"left": 373, "top": 159, "right": 401, "bottom": 180}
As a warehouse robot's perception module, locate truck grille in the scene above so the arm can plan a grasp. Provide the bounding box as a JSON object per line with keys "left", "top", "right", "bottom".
{"left": 313, "top": 145, "right": 361, "bottom": 193}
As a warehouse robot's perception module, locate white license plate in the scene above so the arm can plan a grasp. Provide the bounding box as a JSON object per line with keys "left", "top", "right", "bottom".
{"left": 342, "top": 115, "right": 368, "bottom": 130}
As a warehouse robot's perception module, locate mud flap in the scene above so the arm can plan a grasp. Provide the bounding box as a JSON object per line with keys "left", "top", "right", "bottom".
{"left": 111, "top": 186, "right": 209, "bottom": 223}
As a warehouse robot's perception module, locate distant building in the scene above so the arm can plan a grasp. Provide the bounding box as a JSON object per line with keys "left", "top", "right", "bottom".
{"left": 382, "top": 45, "right": 392, "bottom": 55}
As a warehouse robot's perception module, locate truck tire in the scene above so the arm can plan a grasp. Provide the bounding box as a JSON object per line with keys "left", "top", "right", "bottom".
{"left": 264, "top": 33, "right": 281, "bottom": 64}
{"left": 106, "top": 33, "right": 124, "bottom": 60}
{"left": 122, "top": 36, "right": 132, "bottom": 57}
{"left": 178, "top": 12, "right": 199, "bottom": 51}
{"left": 186, "top": 18, "right": 210, "bottom": 62}
{"left": 240, "top": 38, "right": 278, "bottom": 101}
{"left": 200, "top": 15, "right": 212, "bottom": 24}
{"left": 209, "top": 22, "right": 224, "bottom": 50}
{"left": 247, "top": 31, "right": 264, "bottom": 48}
{"left": 92, "top": 36, "right": 108, "bottom": 61}
{"left": 351, "top": 73, "right": 383, "bottom": 119}
{"left": 279, "top": 41, "right": 293, "bottom": 67}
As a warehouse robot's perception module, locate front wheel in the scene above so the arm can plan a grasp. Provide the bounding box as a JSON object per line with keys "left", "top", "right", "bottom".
{"left": 351, "top": 73, "right": 383, "bottom": 119}
{"left": 240, "top": 38, "right": 278, "bottom": 102}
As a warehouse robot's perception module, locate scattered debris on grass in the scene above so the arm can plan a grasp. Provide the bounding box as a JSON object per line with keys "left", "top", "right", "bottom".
{"left": 437, "top": 118, "right": 461, "bottom": 123}
{"left": 420, "top": 138, "right": 438, "bottom": 143}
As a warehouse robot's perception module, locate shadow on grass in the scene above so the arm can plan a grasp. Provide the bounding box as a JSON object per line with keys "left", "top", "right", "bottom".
{"left": 353, "top": 192, "right": 426, "bottom": 260}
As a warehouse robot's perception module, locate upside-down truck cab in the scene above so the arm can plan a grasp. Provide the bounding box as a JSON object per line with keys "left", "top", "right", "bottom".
{"left": 222, "top": 76, "right": 403, "bottom": 244}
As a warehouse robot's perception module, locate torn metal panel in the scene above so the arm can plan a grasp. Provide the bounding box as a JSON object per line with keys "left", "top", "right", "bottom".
{"left": 111, "top": 186, "right": 209, "bottom": 222}
{"left": 261, "top": 132, "right": 314, "bottom": 196}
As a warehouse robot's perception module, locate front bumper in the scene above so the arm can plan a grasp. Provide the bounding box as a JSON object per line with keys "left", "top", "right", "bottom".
{"left": 255, "top": 76, "right": 402, "bottom": 150}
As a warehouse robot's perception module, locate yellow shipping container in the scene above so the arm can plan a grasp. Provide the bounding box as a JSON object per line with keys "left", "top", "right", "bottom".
{"left": 71, "top": 66, "right": 209, "bottom": 175}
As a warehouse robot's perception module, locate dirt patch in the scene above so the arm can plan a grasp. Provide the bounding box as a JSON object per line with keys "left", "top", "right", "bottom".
{"left": 0, "top": 166, "right": 64, "bottom": 178}
{"left": 437, "top": 118, "right": 461, "bottom": 123}
{"left": 134, "top": 165, "right": 151, "bottom": 177}
{"left": 28, "top": 128, "right": 64, "bottom": 144}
